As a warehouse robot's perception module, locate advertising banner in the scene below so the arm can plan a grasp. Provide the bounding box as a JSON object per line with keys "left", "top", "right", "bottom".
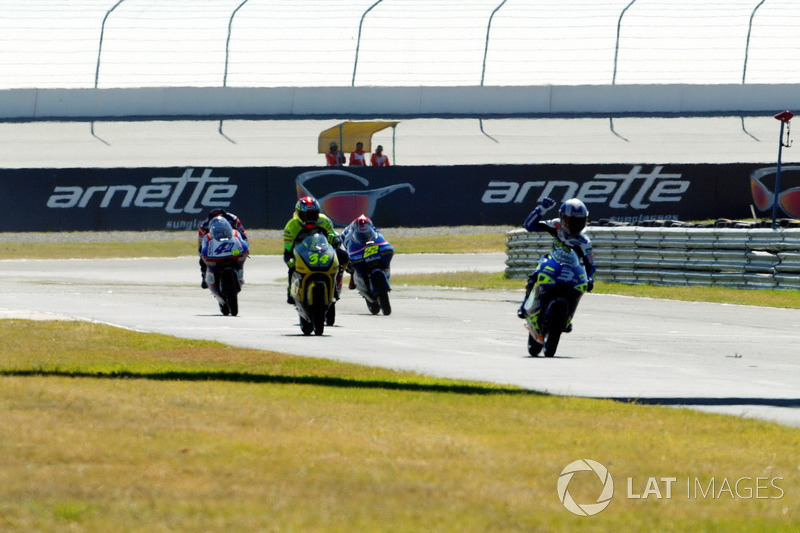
{"left": 0, "top": 163, "right": 790, "bottom": 231}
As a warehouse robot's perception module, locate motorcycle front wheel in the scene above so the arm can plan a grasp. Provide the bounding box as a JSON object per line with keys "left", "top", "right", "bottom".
{"left": 527, "top": 334, "right": 543, "bottom": 356}
{"left": 370, "top": 270, "right": 392, "bottom": 316}
{"left": 311, "top": 284, "right": 327, "bottom": 336}
{"left": 299, "top": 315, "right": 313, "bottom": 336}
{"left": 220, "top": 269, "right": 239, "bottom": 317}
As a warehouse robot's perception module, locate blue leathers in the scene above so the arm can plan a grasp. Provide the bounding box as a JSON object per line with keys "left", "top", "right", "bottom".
{"left": 523, "top": 198, "right": 595, "bottom": 283}
{"left": 519, "top": 197, "right": 595, "bottom": 320}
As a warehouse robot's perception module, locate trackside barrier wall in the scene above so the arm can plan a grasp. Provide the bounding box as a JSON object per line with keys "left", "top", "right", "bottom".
{"left": 3, "top": 84, "right": 800, "bottom": 119}
{"left": 505, "top": 227, "right": 800, "bottom": 290}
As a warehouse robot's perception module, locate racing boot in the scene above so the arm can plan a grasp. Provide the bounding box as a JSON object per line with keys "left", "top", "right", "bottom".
{"left": 518, "top": 276, "right": 536, "bottom": 318}
{"left": 200, "top": 258, "right": 208, "bottom": 288}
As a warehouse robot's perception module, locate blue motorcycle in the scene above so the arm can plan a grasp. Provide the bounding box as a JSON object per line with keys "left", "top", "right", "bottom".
{"left": 347, "top": 231, "right": 394, "bottom": 316}
{"left": 521, "top": 246, "right": 588, "bottom": 357}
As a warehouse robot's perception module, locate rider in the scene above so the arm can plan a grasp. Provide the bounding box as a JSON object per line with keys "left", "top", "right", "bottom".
{"left": 198, "top": 208, "right": 248, "bottom": 288}
{"left": 199, "top": 216, "right": 249, "bottom": 303}
{"left": 341, "top": 214, "right": 393, "bottom": 290}
{"left": 282, "top": 196, "right": 349, "bottom": 304}
{"left": 517, "top": 197, "right": 595, "bottom": 326}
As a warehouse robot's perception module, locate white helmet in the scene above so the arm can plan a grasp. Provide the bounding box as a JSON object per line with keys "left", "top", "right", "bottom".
{"left": 559, "top": 198, "right": 588, "bottom": 236}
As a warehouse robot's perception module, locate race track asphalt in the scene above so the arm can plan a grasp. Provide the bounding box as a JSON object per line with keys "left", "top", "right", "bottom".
{"left": 2, "top": 253, "right": 799, "bottom": 427}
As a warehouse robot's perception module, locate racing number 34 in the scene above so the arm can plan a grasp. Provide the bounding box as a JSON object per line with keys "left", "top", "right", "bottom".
{"left": 308, "top": 252, "right": 332, "bottom": 266}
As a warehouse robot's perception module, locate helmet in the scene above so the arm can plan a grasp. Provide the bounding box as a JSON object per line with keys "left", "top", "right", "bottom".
{"left": 353, "top": 214, "right": 377, "bottom": 244}
{"left": 209, "top": 216, "right": 233, "bottom": 241}
{"left": 559, "top": 198, "right": 588, "bottom": 237}
{"left": 295, "top": 196, "right": 321, "bottom": 229}
{"left": 208, "top": 208, "right": 227, "bottom": 219}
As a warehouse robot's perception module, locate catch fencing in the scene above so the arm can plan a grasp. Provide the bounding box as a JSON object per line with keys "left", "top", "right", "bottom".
{"left": 2, "top": 0, "right": 800, "bottom": 89}
{"left": 505, "top": 226, "right": 800, "bottom": 290}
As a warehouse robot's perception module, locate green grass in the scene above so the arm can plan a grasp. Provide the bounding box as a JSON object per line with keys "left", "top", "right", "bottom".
{"left": 1, "top": 320, "right": 798, "bottom": 532}
{"left": 2, "top": 232, "right": 504, "bottom": 259}
{"left": 3, "top": 231, "right": 800, "bottom": 530}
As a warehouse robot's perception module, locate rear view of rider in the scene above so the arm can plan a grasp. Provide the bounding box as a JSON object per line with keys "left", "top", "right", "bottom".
{"left": 517, "top": 197, "right": 595, "bottom": 326}
{"left": 197, "top": 208, "right": 248, "bottom": 288}
{"left": 282, "top": 196, "right": 349, "bottom": 304}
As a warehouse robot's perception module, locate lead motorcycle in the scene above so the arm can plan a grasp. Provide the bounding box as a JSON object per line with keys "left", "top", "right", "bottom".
{"left": 347, "top": 226, "right": 394, "bottom": 316}
{"left": 521, "top": 246, "right": 588, "bottom": 357}
{"left": 290, "top": 231, "right": 340, "bottom": 335}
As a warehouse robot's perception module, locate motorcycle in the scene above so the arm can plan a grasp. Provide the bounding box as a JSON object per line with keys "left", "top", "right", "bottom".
{"left": 521, "top": 246, "right": 588, "bottom": 357}
{"left": 347, "top": 231, "right": 394, "bottom": 316}
{"left": 290, "top": 231, "right": 340, "bottom": 335}
{"left": 201, "top": 228, "right": 249, "bottom": 317}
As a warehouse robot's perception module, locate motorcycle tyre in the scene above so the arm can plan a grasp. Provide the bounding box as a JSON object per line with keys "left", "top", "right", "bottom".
{"left": 371, "top": 270, "right": 392, "bottom": 316}
{"left": 299, "top": 315, "right": 313, "bottom": 336}
{"left": 311, "top": 285, "right": 327, "bottom": 336}
{"left": 220, "top": 269, "right": 239, "bottom": 317}
{"left": 366, "top": 298, "right": 380, "bottom": 315}
{"left": 326, "top": 301, "right": 336, "bottom": 326}
{"left": 543, "top": 299, "right": 569, "bottom": 357}
{"left": 527, "top": 334, "right": 543, "bottom": 357}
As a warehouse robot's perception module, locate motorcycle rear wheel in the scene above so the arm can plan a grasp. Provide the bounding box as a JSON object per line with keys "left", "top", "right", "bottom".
{"left": 326, "top": 301, "right": 336, "bottom": 326}
{"left": 543, "top": 299, "right": 569, "bottom": 357}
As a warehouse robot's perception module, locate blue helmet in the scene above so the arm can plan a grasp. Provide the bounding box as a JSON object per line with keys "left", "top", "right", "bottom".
{"left": 353, "top": 214, "right": 377, "bottom": 244}
{"left": 559, "top": 198, "right": 588, "bottom": 236}
{"left": 209, "top": 216, "right": 233, "bottom": 241}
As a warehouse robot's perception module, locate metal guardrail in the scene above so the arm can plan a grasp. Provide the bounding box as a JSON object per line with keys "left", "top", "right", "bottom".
{"left": 505, "top": 227, "right": 800, "bottom": 290}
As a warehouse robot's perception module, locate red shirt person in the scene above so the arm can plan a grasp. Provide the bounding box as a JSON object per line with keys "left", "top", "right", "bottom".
{"left": 371, "top": 145, "right": 390, "bottom": 167}
{"left": 325, "top": 142, "right": 345, "bottom": 166}
{"left": 349, "top": 141, "right": 367, "bottom": 166}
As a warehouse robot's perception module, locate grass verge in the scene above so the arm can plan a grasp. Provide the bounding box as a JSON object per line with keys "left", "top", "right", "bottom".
{"left": 1, "top": 320, "right": 798, "bottom": 532}
{"left": 3, "top": 233, "right": 504, "bottom": 259}
{"left": 391, "top": 272, "right": 800, "bottom": 309}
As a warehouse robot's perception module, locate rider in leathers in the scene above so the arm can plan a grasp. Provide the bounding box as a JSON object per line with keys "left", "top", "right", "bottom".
{"left": 283, "top": 196, "right": 349, "bottom": 304}
{"left": 517, "top": 197, "right": 596, "bottom": 329}
{"left": 197, "top": 208, "right": 248, "bottom": 288}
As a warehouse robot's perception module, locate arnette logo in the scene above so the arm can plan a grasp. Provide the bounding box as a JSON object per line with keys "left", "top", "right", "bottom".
{"left": 481, "top": 165, "right": 689, "bottom": 209}
{"left": 557, "top": 459, "right": 614, "bottom": 516}
{"left": 46, "top": 168, "right": 236, "bottom": 213}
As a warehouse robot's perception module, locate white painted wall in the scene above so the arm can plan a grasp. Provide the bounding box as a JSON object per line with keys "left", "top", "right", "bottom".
{"left": 1, "top": 84, "right": 798, "bottom": 120}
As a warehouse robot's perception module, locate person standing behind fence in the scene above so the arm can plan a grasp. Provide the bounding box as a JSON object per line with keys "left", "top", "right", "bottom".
{"left": 325, "top": 142, "right": 345, "bottom": 166}
{"left": 371, "top": 145, "right": 390, "bottom": 167}
{"left": 349, "top": 141, "right": 367, "bottom": 166}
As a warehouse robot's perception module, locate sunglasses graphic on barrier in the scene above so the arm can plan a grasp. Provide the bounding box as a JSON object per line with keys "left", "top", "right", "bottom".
{"left": 295, "top": 170, "right": 415, "bottom": 225}
{"left": 750, "top": 165, "right": 800, "bottom": 219}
